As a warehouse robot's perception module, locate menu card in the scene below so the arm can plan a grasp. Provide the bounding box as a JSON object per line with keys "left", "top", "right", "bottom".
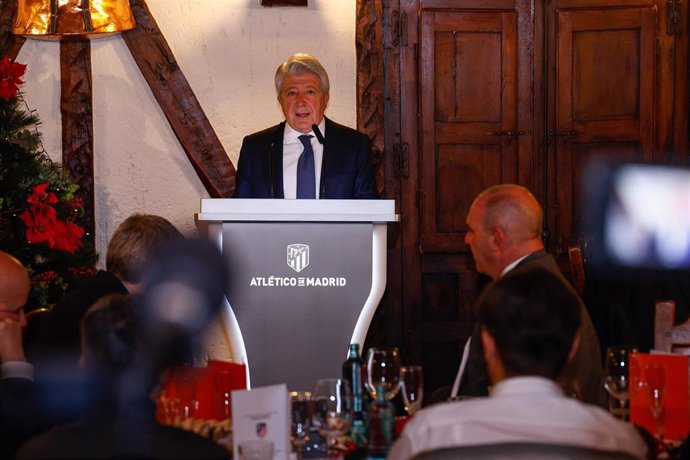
{"left": 630, "top": 352, "right": 690, "bottom": 440}
{"left": 232, "top": 384, "right": 290, "bottom": 459}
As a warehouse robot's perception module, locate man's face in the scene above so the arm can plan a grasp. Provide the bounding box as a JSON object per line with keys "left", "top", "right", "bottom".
{"left": 464, "top": 200, "right": 499, "bottom": 279}
{"left": 0, "top": 282, "right": 29, "bottom": 328}
{"left": 279, "top": 72, "right": 329, "bottom": 134}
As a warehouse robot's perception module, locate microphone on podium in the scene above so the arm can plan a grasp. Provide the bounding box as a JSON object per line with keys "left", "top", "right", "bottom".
{"left": 312, "top": 124, "right": 325, "bottom": 144}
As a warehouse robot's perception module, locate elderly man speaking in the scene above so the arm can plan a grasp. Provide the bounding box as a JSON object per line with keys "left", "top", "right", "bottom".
{"left": 233, "top": 53, "right": 378, "bottom": 200}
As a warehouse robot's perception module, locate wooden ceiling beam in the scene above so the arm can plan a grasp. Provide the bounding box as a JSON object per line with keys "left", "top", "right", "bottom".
{"left": 122, "top": 0, "right": 235, "bottom": 198}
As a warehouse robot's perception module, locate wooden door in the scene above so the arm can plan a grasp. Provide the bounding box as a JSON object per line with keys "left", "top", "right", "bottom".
{"left": 393, "top": 0, "right": 687, "bottom": 395}
{"left": 545, "top": 1, "right": 661, "bottom": 254}
{"left": 399, "top": 0, "right": 535, "bottom": 391}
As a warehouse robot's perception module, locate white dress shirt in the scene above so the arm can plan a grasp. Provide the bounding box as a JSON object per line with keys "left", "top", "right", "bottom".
{"left": 389, "top": 376, "right": 647, "bottom": 460}
{"left": 1, "top": 361, "right": 33, "bottom": 380}
{"left": 282, "top": 120, "right": 325, "bottom": 199}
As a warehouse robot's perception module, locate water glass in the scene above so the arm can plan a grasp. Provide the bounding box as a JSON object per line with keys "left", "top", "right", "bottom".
{"left": 290, "top": 391, "right": 312, "bottom": 459}
{"left": 312, "top": 378, "right": 353, "bottom": 458}
{"left": 643, "top": 364, "right": 666, "bottom": 439}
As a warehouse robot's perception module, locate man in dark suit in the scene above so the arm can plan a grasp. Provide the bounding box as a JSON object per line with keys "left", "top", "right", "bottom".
{"left": 0, "top": 251, "right": 41, "bottom": 459}
{"left": 450, "top": 184, "right": 606, "bottom": 407}
{"left": 233, "top": 53, "right": 379, "bottom": 199}
{"left": 25, "top": 214, "right": 183, "bottom": 425}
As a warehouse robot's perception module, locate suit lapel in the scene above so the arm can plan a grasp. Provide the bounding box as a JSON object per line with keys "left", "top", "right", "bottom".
{"left": 321, "top": 118, "right": 343, "bottom": 198}
{"left": 270, "top": 123, "right": 286, "bottom": 198}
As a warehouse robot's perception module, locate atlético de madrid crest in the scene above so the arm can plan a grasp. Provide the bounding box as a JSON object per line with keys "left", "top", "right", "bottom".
{"left": 287, "top": 243, "right": 309, "bottom": 273}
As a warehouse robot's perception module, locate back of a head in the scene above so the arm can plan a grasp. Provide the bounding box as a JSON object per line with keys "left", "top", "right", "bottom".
{"left": 137, "top": 238, "right": 230, "bottom": 372}
{"left": 275, "top": 52, "right": 330, "bottom": 97}
{"left": 479, "top": 184, "right": 543, "bottom": 245}
{"left": 81, "top": 293, "right": 139, "bottom": 377}
{"left": 106, "top": 214, "right": 183, "bottom": 285}
{"left": 478, "top": 267, "right": 581, "bottom": 378}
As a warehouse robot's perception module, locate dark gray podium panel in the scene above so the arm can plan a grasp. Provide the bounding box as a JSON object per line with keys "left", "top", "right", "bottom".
{"left": 222, "top": 222, "right": 373, "bottom": 391}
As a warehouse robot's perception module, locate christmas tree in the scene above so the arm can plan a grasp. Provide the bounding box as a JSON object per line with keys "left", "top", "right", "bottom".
{"left": 0, "top": 52, "right": 97, "bottom": 311}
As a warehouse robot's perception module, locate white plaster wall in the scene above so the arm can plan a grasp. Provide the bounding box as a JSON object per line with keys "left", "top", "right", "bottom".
{"left": 16, "top": 0, "right": 357, "bottom": 260}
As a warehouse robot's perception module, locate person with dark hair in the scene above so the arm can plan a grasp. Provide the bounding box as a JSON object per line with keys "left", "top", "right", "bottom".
{"left": 23, "top": 213, "right": 184, "bottom": 427}
{"left": 17, "top": 289, "right": 229, "bottom": 458}
{"left": 26, "top": 213, "right": 183, "bottom": 366}
{"left": 449, "top": 184, "right": 606, "bottom": 407}
{"left": 389, "top": 268, "right": 647, "bottom": 460}
{"left": 233, "top": 52, "right": 379, "bottom": 199}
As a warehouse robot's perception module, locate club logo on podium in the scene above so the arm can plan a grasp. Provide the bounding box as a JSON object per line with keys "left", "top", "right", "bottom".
{"left": 287, "top": 243, "right": 310, "bottom": 272}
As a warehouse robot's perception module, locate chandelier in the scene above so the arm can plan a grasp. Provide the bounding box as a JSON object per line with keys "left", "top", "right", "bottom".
{"left": 13, "top": 0, "right": 136, "bottom": 38}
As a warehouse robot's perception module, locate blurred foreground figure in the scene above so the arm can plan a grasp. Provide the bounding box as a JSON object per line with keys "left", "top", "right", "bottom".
{"left": 0, "top": 251, "right": 42, "bottom": 459}
{"left": 389, "top": 268, "right": 647, "bottom": 460}
{"left": 17, "top": 239, "right": 230, "bottom": 459}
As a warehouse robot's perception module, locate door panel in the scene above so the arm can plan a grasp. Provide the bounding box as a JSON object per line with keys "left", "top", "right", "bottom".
{"left": 420, "top": 10, "right": 522, "bottom": 253}
{"left": 551, "top": 5, "right": 656, "bottom": 250}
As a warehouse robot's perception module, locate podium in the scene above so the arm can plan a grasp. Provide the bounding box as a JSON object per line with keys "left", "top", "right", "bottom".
{"left": 197, "top": 199, "right": 398, "bottom": 391}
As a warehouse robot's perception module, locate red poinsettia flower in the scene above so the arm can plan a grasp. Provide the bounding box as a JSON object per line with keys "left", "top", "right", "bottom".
{"left": 0, "top": 56, "right": 27, "bottom": 101}
{"left": 26, "top": 183, "right": 59, "bottom": 205}
{"left": 20, "top": 203, "right": 59, "bottom": 247}
{"left": 52, "top": 220, "right": 85, "bottom": 253}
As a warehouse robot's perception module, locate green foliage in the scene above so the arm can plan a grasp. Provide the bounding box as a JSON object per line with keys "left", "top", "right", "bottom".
{"left": 0, "top": 58, "right": 97, "bottom": 311}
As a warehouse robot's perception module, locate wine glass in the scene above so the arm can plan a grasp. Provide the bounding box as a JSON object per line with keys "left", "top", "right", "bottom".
{"left": 603, "top": 346, "right": 640, "bottom": 420}
{"left": 215, "top": 370, "right": 233, "bottom": 420}
{"left": 643, "top": 364, "right": 666, "bottom": 439}
{"left": 312, "top": 378, "right": 353, "bottom": 458}
{"left": 400, "top": 365, "right": 424, "bottom": 415}
{"left": 366, "top": 347, "right": 402, "bottom": 401}
{"left": 290, "top": 391, "right": 312, "bottom": 460}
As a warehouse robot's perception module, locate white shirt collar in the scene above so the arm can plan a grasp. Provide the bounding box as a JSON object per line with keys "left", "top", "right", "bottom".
{"left": 499, "top": 254, "right": 530, "bottom": 277}
{"left": 284, "top": 119, "right": 326, "bottom": 142}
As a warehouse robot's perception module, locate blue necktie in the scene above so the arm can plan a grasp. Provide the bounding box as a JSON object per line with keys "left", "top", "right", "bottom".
{"left": 297, "top": 134, "right": 316, "bottom": 199}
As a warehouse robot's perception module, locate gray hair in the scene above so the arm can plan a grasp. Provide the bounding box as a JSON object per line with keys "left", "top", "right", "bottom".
{"left": 275, "top": 53, "right": 330, "bottom": 98}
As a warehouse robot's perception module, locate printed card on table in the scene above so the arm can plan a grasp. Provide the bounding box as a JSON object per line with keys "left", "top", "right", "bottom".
{"left": 232, "top": 383, "right": 290, "bottom": 459}
{"left": 630, "top": 352, "right": 690, "bottom": 441}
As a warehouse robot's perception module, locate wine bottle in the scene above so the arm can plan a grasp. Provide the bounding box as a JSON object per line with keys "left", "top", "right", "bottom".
{"left": 342, "top": 343, "right": 368, "bottom": 447}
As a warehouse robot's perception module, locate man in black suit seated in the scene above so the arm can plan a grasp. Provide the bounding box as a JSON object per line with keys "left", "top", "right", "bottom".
{"left": 233, "top": 52, "right": 379, "bottom": 199}
{"left": 439, "top": 184, "right": 606, "bottom": 407}
{"left": 27, "top": 213, "right": 183, "bottom": 367}
{"left": 0, "top": 251, "right": 41, "bottom": 459}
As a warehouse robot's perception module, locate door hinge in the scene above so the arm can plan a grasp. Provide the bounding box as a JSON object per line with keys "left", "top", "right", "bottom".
{"left": 391, "top": 10, "right": 408, "bottom": 47}
{"left": 667, "top": 0, "right": 682, "bottom": 36}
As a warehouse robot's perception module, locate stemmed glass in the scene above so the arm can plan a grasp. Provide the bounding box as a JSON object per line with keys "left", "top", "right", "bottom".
{"left": 312, "top": 378, "right": 353, "bottom": 458}
{"left": 643, "top": 364, "right": 666, "bottom": 440}
{"left": 176, "top": 372, "right": 199, "bottom": 422}
{"left": 366, "top": 347, "right": 402, "bottom": 401}
{"left": 603, "top": 346, "right": 640, "bottom": 420}
{"left": 365, "top": 348, "right": 401, "bottom": 457}
{"left": 290, "top": 391, "right": 312, "bottom": 460}
{"left": 400, "top": 365, "right": 423, "bottom": 415}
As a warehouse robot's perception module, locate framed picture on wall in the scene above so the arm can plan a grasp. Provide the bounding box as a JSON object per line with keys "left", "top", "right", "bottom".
{"left": 261, "top": 0, "right": 308, "bottom": 6}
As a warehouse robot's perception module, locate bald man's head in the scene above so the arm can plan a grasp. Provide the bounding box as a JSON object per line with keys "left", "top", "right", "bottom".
{"left": 0, "top": 251, "right": 30, "bottom": 326}
{"left": 465, "top": 184, "right": 544, "bottom": 279}
{"left": 477, "top": 184, "right": 543, "bottom": 245}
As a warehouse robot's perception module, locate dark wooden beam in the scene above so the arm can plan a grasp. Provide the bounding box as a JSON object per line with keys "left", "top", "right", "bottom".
{"left": 122, "top": 0, "right": 235, "bottom": 198}
{"left": 0, "top": 0, "right": 26, "bottom": 59}
{"left": 60, "top": 39, "right": 95, "bottom": 241}
{"left": 356, "top": 0, "right": 386, "bottom": 197}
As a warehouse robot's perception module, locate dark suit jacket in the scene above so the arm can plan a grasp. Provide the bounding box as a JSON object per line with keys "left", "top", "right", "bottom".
{"left": 16, "top": 402, "right": 230, "bottom": 460}
{"left": 1, "top": 376, "right": 42, "bottom": 460}
{"left": 458, "top": 250, "right": 607, "bottom": 408}
{"left": 26, "top": 270, "right": 128, "bottom": 368}
{"left": 233, "top": 118, "right": 379, "bottom": 199}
